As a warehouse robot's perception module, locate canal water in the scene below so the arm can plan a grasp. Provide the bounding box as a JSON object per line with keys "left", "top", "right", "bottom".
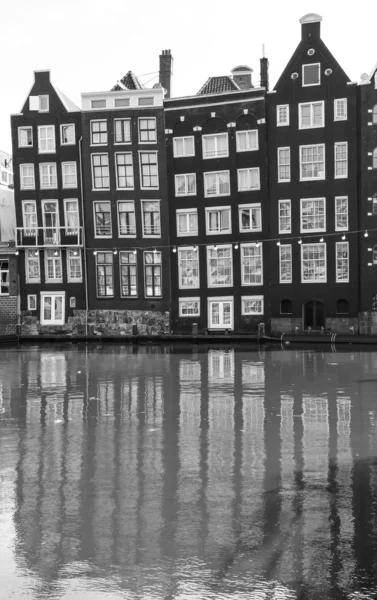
{"left": 1, "top": 344, "right": 377, "bottom": 599}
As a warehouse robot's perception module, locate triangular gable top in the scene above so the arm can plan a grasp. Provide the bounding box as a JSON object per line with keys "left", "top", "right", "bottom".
{"left": 111, "top": 71, "right": 144, "bottom": 91}
{"left": 197, "top": 76, "right": 240, "bottom": 95}
{"left": 55, "top": 87, "right": 80, "bottom": 112}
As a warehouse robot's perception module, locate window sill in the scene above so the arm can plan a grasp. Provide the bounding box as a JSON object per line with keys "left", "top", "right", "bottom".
{"left": 116, "top": 187, "right": 135, "bottom": 191}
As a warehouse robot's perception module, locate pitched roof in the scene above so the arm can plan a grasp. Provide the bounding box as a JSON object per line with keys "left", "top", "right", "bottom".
{"left": 111, "top": 71, "right": 143, "bottom": 91}
{"left": 197, "top": 76, "right": 240, "bottom": 95}
{"left": 55, "top": 87, "right": 80, "bottom": 112}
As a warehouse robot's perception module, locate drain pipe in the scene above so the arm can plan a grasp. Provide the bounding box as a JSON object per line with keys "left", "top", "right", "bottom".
{"left": 78, "top": 136, "right": 89, "bottom": 338}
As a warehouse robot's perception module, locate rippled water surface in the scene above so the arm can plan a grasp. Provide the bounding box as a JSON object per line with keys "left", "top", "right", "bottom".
{"left": 1, "top": 343, "right": 377, "bottom": 599}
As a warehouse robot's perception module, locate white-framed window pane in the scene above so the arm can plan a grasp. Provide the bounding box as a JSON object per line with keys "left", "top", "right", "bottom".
{"left": 206, "top": 208, "right": 231, "bottom": 234}
{"left": 237, "top": 168, "right": 260, "bottom": 191}
{"left": 241, "top": 296, "right": 264, "bottom": 315}
{"left": 120, "top": 251, "right": 137, "bottom": 297}
{"left": 239, "top": 205, "right": 261, "bottom": 232}
{"left": 22, "top": 201, "right": 37, "bottom": 235}
{"left": 19, "top": 127, "right": 33, "bottom": 147}
{"left": 40, "top": 163, "right": 57, "bottom": 188}
{"left": 41, "top": 294, "right": 64, "bottom": 325}
{"left": 118, "top": 201, "right": 136, "bottom": 236}
{"left": 45, "top": 249, "right": 62, "bottom": 282}
{"left": 178, "top": 248, "right": 199, "bottom": 288}
{"left": 142, "top": 201, "right": 161, "bottom": 236}
{"left": 0, "top": 261, "right": 9, "bottom": 295}
{"left": 175, "top": 173, "right": 196, "bottom": 196}
{"left": 336, "top": 242, "right": 349, "bottom": 282}
{"left": 207, "top": 246, "right": 233, "bottom": 287}
{"left": 144, "top": 251, "right": 162, "bottom": 297}
{"left": 114, "top": 119, "right": 131, "bottom": 143}
{"left": 20, "top": 164, "right": 35, "bottom": 189}
{"left": 179, "top": 299, "right": 200, "bottom": 317}
{"left": 64, "top": 199, "right": 79, "bottom": 234}
{"left": 27, "top": 294, "right": 37, "bottom": 310}
{"left": 301, "top": 243, "right": 326, "bottom": 282}
{"left": 62, "top": 162, "right": 77, "bottom": 188}
{"left": 300, "top": 145, "right": 325, "bottom": 180}
{"left": 96, "top": 252, "right": 114, "bottom": 296}
{"left": 91, "top": 120, "right": 108, "bottom": 145}
{"left": 279, "top": 200, "right": 291, "bottom": 233}
{"left": 335, "top": 197, "right": 348, "bottom": 231}
{"left": 26, "top": 250, "right": 40, "bottom": 282}
{"left": 203, "top": 133, "right": 228, "bottom": 159}
{"left": 115, "top": 153, "right": 134, "bottom": 188}
{"left": 277, "top": 105, "right": 289, "bottom": 126}
{"left": 334, "top": 99, "right": 347, "bottom": 121}
{"left": 173, "top": 136, "right": 195, "bottom": 157}
{"left": 38, "top": 126, "right": 56, "bottom": 153}
{"left": 335, "top": 142, "right": 348, "bottom": 178}
{"left": 67, "top": 250, "right": 82, "bottom": 281}
{"left": 303, "top": 63, "right": 320, "bottom": 86}
{"left": 279, "top": 244, "right": 292, "bottom": 283}
{"left": 299, "top": 102, "right": 324, "bottom": 129}
{"left": 236, "top": 130, "right": 258, "bottom": 151}
{"left": 241, "top": 244, "right": 263, "bottom": 285}
{"left": 139, "top": 118, "right": 157, "bottom": 143}
{"left": 204, "top": 171, "right": 230, "bottom": 197}
{"left": 94, "top": 201, "right": 112, "bottom": 237}
{"left": 91, "top": 154, "right": 109, "bottom": 189}
{"left": 278, "top": 148, "right": 290, "bottom": 182}
{"left": 61, "top": 124, "right": 75, "bottom": 145}
{"left": 140, "top": 152, "right": 159, "bottom": 188}
{"left": 300, "top": 198, "right": 326, "bottom": 232}
{"left": 176, "top": 210, "right": 198, "bottom": 236}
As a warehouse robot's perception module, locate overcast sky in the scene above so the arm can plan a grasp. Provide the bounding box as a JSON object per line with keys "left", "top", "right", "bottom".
{"left": 1, "top": 0, "right": 375, "bottom": 155}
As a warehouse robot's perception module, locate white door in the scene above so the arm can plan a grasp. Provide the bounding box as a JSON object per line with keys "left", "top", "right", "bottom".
{"left": 208, "top": 298, "right": 233, "bottom": 329}
{"left": 42, "top": 201, "right": 60, "bottom": 245}
{"left": 40, "top": 293, "right": 65, "bottom": 325}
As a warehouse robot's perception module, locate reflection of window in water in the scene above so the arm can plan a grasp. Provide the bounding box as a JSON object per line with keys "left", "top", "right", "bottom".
{"left": 179, "top": 360, "right": 201, "bottom": 384}
{"left": 97, "top": 380, "right": 115, "bottom": 414}
{"left": 144, "top": 377, "right": 163, "bottom": 425}
{"left": 0, "top": 380, "right": 3, "bottom": 414}
{"left": 303, "top": 397, "right": 329, "bottom": 430}
{"left": 241, "top": 361, "right": 265, "bottom": 388}
{"left": 121, "top": 377, "right": 139, "bottom": 418}
{"left": 208, "top": 349, "right": 234, "bottom": 382}
{"left": 337, "top": 397, "right": 351, "bottom": 436}
{"left": 40, "top": 353, "right": 67, "bottom": 389}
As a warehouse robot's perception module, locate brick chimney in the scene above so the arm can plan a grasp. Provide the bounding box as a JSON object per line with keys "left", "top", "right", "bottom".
{"left": 33, "top": 70, "right": 51, "bottom": 84}
{"left": 260, "top": 57, "right": 269, "bottom": 91}
{"left": 300, "top": 13, "right": 322, "bottom": 42}
{"left": 159, "top": 50, "right": 173, "bottom": 98}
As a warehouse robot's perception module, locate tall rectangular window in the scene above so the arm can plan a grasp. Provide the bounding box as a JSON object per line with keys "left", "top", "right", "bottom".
{"left": 40, "top": 163, "right": 57, "bottom": 188}
{"left": 173, "top": 136, "right": 195, "bottom": 157}
{"left": 138, "top": 118, "right": 157, "bottom": 143}
{"left": 41, "top": 294, "right": 65, "bottom": 326}
{"left": 176, "top": 209, "right": 198, "bottom": 237}
{"left": 334, "top": 99, "right": 347, "bottom": 121}
{"left": 22, "top": 201, "right": 37, "bottom": 236}
{"left": 334, "top": 142, "right": 348, "bottom": 178}
{"left": 335, "top": 196, "right": 349, "bottom": 231}
{"left": 120, "top": 252, "right": 137, "bottom": 297}
{"left": 94, "top": 201, "right": 112, "bottom": 237}
{"left": 141, "top": 201, "right": 161, "bottom": 237}
{"left": 139, "top": 152, "right": 159, "bottom": 188}
{"left": 64, "top": 199, "right": 79, "bottom": 235}
{"left": 20, "top": 164, "right": 35, "bottom": 190}
{"left": 175, "top": 173, "right": 196, "bottom": 196}
{"left": 336, "top": 242, "right": 349, "bottom": 282}
{"left": 202, "top": 133, "right": 229, "bottom": 159}
{"left": 91, "top": 154, "right": 109, "bottom": 189}
{"left": 239, "top": 204, "right": 261, "bottom": 233}
{"left": 18, "top": 127, "right": 33, "bottom": 147}
{"left": 299, "top": 102, "right": 324, "bottom": 129}
{"left": 300, "top": 198, "right": 326, "bottom": 232}
{"left": 206, "top": 207, "right": 231, "bottom": 234}
{"left": 39, "top": 95, "right": 49, "bottom": 112}
{"left": 62, "top": 162, "right": 77, "bottom": 188}
{"left": 207, "top": 246, "right": 233, "bottom": 287}
{"left": 144, "top": 251, "right": 162, "bottom": 297}
{"left": 204, "top": 171, "right": 230, "bottom": 197}
{"left": 302, "top": 63, "right": 320, "bottom": 87}
{"left": 115, "top": 153, "right": 134, "bottom": 189}
{"left": 38, "top": 126, "right": 56, "bottom": 153}
{"left": 277, "top": 105, "right": 289, "bottom": 126}
{"left": 236, "top": 130, "right": 258, "bottom": 151}
{"left": 45, "top": 249, "right": 62, "bottom": 283}
{"left": 301, "top": 243, "right": 326, "bottom": 282}
{"left": 279, "top": 244, "right": 292, "bottom": 283}
{"left": 25, "top": 250, "right": 40, "bottom": 283}
{"left": 114, "top": 119, "right": 131, "bottom": 144}
{"left": 300, "top": 145, "right": 325, "bottom": 180}
{"left": 96, "top": 252, "right": 114, "bottom": 297}
{"left": 241, "top": 244, "right": 263, "bottom": 286}
{"left": 278, "top": 148, "right": 290, "bottom": 182}
{"left": 279, "top": 200, "right": 291, "bottom": 233}
{"left": 237, "top": 168, "right": 260, "bottom": 191}
{"left": 117, "top": 201, "right": 136, "bottom": 236}
{"left": 67, "top": 249, "right": 82, "bottom": 282}
{"left": 0, "top": 261, "right": 9, "bottom": 295}
{"left": 178, "top": 248, "right": 200, "bottom": 289}
{"left": 60, "top": 124, "right": 75, "bottom": 145}
{"left": 91, "top": 120, "right": 108, "bottom": 145}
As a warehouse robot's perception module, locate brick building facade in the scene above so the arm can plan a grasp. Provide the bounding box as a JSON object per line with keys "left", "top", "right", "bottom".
{"left": 0, "top": 242, "right": 18, "bottom": 334}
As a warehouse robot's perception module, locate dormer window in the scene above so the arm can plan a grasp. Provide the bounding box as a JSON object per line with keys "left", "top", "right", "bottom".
{"left": 302, "top": 63, "right": 320, "bottom": 87}
{"left": 91, "top": 99, "right": 106, "bottom": 109}
{"left": 39, "top": 95, "right": 49, "bottom": 112}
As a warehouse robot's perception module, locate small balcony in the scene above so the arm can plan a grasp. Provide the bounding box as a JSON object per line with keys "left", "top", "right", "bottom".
{"left": 16, "top": 226, "right": 84, "bottom": 248}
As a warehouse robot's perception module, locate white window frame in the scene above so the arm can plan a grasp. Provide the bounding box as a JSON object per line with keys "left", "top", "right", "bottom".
{"left": 335, "top": 196, "right": 349, "bottom": 231}
{"left": 276, "top": 105, "right": 290, "bottom": 127}
{"left": 237, "top": 167, "right": 260, "bottom": 191}
{"left": 138, "top": 97, "right": 154, "bottom": 107}
{"left": 93, "top": 201, "right": 112, "bottom": 238}
{"left": 40, "top": 292, "right": 65, "bottom": 325}
{"left": 301, "top": 243, "right": 327, "bottom": 283}
{"left": 174, "top": 173, "right": 196, "bottom": 197}
{"left": 96, "top": 252, "right": 114, "bottom": 297}
{"left": 117, "top": 200, "right": 136, "bottom": 238}
{"left": 18, "top": 126, "right": 33, "bottom": 148}
{"left": 22, "top": 200, "right": 37, "bottom": 235}
{"left": 90, "top": 119, "right": 108, "bottom": 146}
{"left": 173, "top": 136, "right": 195, "bottom": 158}
{"left": 205, "top": 206, "right": 232, "bottom": 235}
{"left": 238, "top": 203, "right": 262, "bottom": 233}
{"left": 240, "top": 243, "right": 263, "bottom": 286}
{"left": 0, "top": 260, "right": 9, "bottom": 296}
{"left": 278, "top": 199, "right": 291, "bottom": 234}
{"left": 115, "top": 152, "right": 134, "bottom": 190}
{"left": 119, "top": 251, "right": 138, "bottom": 298}
{"left": 114, "top": 118, "right": 131, "bottom": 145}
{"left": 334, "top": 99, "right": 347, "bottom": 121}
{"left": 299, "top": 144, "right": 325, "bottom": 181}
{"left": 25, "top": 250, "right": 40, "bottom": 283}
{"left": 27, "top": 294, "right": 37, "bottom": 311}
{"left": 202, "top": 133, "right": 229, "bottom": 159}
{"left": 143, "top": 251, "right": 162, "bottom": 298}
{"left": 38, "top": 125, "right": 56, "bottom": 153}
{"left": 20, "top": 164, "right": 35, "bottom": 190}
{"left": 279, "top": 244, "right": 292, "bottom": 283}
{"left": 176, "top": 208, "right": 198, "bottom": 237}
{"left": 44, "top": 249, "right": 63, "bottom": 283}
{"left": 236, "top": 130, "right": 258, "bottom": 152}
{"left": 300, "top": 198, "right": 326, "bottom": 233}
{"left": 298, "top": 101, "right": 324, "bottom": 129}
{"left": 60, "top": 124, "right": 76, "bottom": 146}
{"left": 41, "top": 199, "right": 60, "bottom": 245}
{"left": 62, "top": 162, "right": 78, "bottom": 189}
{"left": 67, "top": 249, "right": 82, "bottom": 282}
{"left": 39, "top": 95, "right": 49, "bottom": 112}
{"left": 334, "top": 142, "right": 348, "bottom": 179}
{"left": 278, "top": 147, "right": 290, "bottom": 182}
{"left": 207, "top": 245, "right": 233, "bottom": 288}
{"left": 63, "top": 199, "right": 79, "bottom": 235}
{"left": 138, "top": 151, "right": 159, "bottom": 190}
{"left": 141, "top": 200, "right": 161, "bottom": 238}
{"left": 241, "top": 295, "right": 264, "bottom": 315}
{"left": 138, "top": 117, "right": 157, "bottom": 144}
{"left": 336, "top": 242, "right": 349, "bottom": 283}
{"left": 178, "top": 247, "right": 200, "bottom": 289}
{"left": 179, "top": 297, "right": 200, "bottom": 317}
{"left": 302, "top": 63, "right": 321, "bottom": 87}
{"left": 204, "top": 170, "right": 230, "bottom": 198}
{"left": 91, "top": 153, "right": 110, "bottom": 190}
{"left": 39, "top": 163, "right": 58, "bottom": 189}
{"left": 207, "top": 296, "right": 234, "bottom": 330}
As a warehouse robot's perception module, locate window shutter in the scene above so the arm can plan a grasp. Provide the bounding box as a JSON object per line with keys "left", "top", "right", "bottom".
{"left": 29, "top": 96, "right": 39, "bottom": 110}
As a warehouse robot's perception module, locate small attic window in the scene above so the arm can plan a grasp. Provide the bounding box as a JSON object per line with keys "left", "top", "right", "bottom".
{"left": 114, "top": 98, "right": 130, "bottom": 108}
{"left": 302, "top": 63, "right": 320, "bottom": 87}
{"left": 39, "top": 95, "right": 49, "bottom": 112}
{"left": 91, "top": 99, "right": 106, "bottom": 109}
{"left": 291, "top": 72, "right": 299, "bottom": 80}
{"left": 138, "top": 97, "right": 154, "bottom": 106}
{"left": 307, "top": 49, "right": 315, "bottom": 56}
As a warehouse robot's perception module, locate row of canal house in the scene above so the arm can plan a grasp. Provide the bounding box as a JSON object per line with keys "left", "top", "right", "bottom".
{"left": 9, "top": 13, "right": 377, "bottom": 337}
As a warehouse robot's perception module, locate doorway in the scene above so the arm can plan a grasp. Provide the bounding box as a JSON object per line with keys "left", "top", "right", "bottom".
{"left": 303, "top": 300, "right": 325, "bottom": 330}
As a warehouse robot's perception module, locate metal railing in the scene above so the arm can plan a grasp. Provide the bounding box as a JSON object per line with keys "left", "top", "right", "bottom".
{"left": 16, "top": 226, "right": 84, "bottom": 248}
